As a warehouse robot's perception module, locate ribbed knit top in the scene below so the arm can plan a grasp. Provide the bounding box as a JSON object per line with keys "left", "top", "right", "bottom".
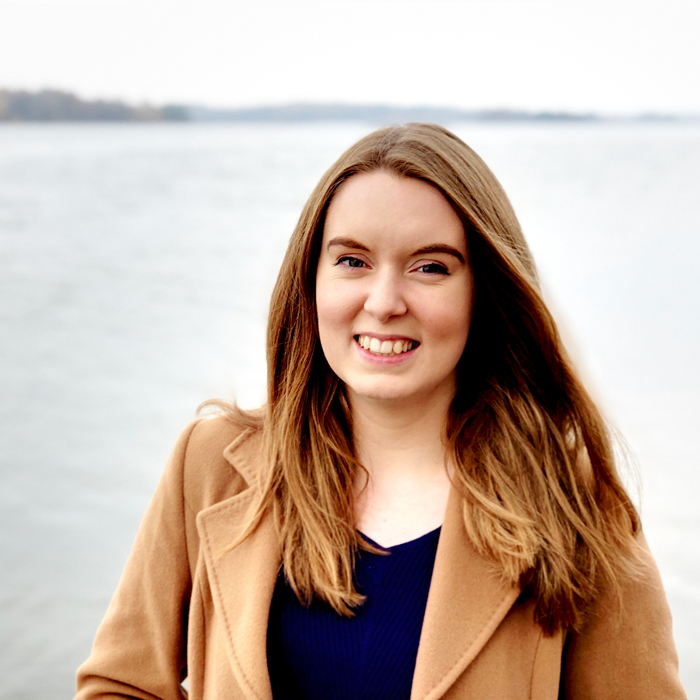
{"left": 266, "top": 527, "right": 441, "bottom": 700}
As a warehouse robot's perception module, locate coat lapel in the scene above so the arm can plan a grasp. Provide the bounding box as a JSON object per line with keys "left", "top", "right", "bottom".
{"left": 411, "top": 486, "right": 522, "bottom": 700}
{"left": 196, "top": 429, "right": 279, "bottom": 700}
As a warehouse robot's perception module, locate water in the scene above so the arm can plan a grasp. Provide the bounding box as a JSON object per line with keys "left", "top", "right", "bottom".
{"left": 1, "top": 121, "right": 698, "bottom": 698}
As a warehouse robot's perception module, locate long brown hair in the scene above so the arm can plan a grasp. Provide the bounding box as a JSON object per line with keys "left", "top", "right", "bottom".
{"left": 229, "top": 123, "right": 640, "bottom": 635}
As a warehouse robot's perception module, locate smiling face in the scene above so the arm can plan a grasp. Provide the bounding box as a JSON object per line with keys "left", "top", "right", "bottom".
{"left": 315, "top": 170, "right": 474, "bottom": 411}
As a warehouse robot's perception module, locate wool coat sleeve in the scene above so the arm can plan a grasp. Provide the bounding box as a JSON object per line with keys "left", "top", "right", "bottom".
{"left": 75, "top": 418, "right": 204, "bottom": 700}
{"left": 558, "top": 533, "right": 687, "bottom": 699}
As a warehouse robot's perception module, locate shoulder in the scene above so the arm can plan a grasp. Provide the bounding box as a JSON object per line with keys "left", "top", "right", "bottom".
{"left": 168, "top": 411, "right": 265, "bottom": 516}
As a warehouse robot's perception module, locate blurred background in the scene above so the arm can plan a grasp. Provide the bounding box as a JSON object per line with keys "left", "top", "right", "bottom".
{"left": 0, "top": 2, "right": 698, "bottom": 698}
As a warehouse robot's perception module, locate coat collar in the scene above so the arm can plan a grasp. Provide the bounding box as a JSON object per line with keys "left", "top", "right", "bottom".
{"left": 196, "top": 430, "right": 521, "bottom": 700}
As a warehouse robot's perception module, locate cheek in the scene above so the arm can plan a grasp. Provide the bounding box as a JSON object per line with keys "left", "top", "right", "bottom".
{"left": 423, "top": 290, "right": 473, "bottom": 348}
{"left": 315, "top": 280, "right": 358, "bottom": 346}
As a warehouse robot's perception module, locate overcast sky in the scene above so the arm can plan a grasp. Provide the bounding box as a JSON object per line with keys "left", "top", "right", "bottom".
{"left": 0, "top": 0, "right": 698, "bottom": 114}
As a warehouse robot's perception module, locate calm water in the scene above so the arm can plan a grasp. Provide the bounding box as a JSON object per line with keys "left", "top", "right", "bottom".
{"left": 1, "top": 122, "right": 698, "bottom": 698}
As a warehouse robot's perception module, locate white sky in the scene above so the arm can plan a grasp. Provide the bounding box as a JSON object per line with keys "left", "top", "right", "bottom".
{"left": 0, "top": 0, "right": 698, "bottom": 114}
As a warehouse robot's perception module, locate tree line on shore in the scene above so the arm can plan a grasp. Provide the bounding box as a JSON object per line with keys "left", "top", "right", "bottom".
{"left": 0, "top": 89, "right": 187, "bottom": 121}
{"left": 1, "top": 88, "right": 693, "bottom": 123}
{"left": 0, "top": 89, "right": 599, "bottom": 122}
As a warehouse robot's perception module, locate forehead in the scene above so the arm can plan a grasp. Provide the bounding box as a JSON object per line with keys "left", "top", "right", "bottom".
{"left": 323, "top": 171, "right": 466, "bottom": 251}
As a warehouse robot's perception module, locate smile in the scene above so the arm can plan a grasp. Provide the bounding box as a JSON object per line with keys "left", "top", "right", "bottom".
{"left": 355, "top": 334, "right": 418, "bottom": 357}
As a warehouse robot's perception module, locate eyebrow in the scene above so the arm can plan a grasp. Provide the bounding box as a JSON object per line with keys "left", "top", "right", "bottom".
{"left": 326, "top": 237, "right": 370, "bottom": 252}
{"left": 326, "top": 237, "right": 465, "bottom": 263}
{"left": 413, "top": 244, "right": 465, "bottom": 263}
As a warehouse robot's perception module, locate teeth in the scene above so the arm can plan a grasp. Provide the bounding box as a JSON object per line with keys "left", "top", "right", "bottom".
{"left": 357, "top": 335, "right": 415, "bottom": 356}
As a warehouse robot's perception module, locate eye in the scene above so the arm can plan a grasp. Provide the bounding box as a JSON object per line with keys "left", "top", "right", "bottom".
{"left": 336, "top": 255, "right": 366, "bottom": 269}
{"left": 415, "top": 262, "right": 449, "bottom": 275}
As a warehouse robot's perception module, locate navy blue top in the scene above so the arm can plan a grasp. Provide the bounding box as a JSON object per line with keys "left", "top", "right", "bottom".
{"left": 266, "top": 527, "right": 441, "bottom": 700}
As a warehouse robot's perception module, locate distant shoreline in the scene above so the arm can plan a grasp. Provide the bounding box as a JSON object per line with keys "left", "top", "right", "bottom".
{"left": 1, "top": 88, "right": 698, "bottom": 124}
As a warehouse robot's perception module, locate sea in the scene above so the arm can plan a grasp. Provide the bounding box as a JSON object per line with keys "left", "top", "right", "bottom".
{"left": 1, "top": 121, "right": 698, "bottom": 698}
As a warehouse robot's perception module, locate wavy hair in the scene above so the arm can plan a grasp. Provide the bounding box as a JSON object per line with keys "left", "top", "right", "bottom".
{"left": 228, "top": 123, "right": 640, "bottom": 635}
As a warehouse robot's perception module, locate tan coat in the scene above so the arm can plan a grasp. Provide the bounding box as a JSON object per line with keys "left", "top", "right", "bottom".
{"left": 76, "top": 416, "right": 686, "bottom": 700}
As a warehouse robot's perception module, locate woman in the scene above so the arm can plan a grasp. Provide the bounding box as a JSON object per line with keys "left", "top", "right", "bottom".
{"left": 76, "top": 123, "right": 686, "bottom": 699}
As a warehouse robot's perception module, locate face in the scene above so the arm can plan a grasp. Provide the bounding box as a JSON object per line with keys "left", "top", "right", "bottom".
{"left": 315, "top": 170, "right": 474, "bottom": 410}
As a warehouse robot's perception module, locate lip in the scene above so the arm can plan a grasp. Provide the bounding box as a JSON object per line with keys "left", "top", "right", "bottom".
{"left": 353, "top": 333, "right": 419, "bottom": 364}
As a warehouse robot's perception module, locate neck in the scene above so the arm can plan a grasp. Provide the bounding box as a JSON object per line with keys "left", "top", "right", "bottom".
{"left": 350, "top": 394, "right": 450, "bottom": 476}
{"left": 348, "top": 389, "right": 454, "bottom": 547}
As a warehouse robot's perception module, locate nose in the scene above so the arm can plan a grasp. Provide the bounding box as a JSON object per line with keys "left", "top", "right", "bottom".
{"left": 363, "top": 269, "right": 407, "bottom": 322}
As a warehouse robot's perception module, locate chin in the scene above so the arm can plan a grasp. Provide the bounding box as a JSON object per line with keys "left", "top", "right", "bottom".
{"left": 346, "top": 381, "right": 421, "bottom": 405}
{"left": 343, "top": 372, "right": 459, "bottom": 409}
